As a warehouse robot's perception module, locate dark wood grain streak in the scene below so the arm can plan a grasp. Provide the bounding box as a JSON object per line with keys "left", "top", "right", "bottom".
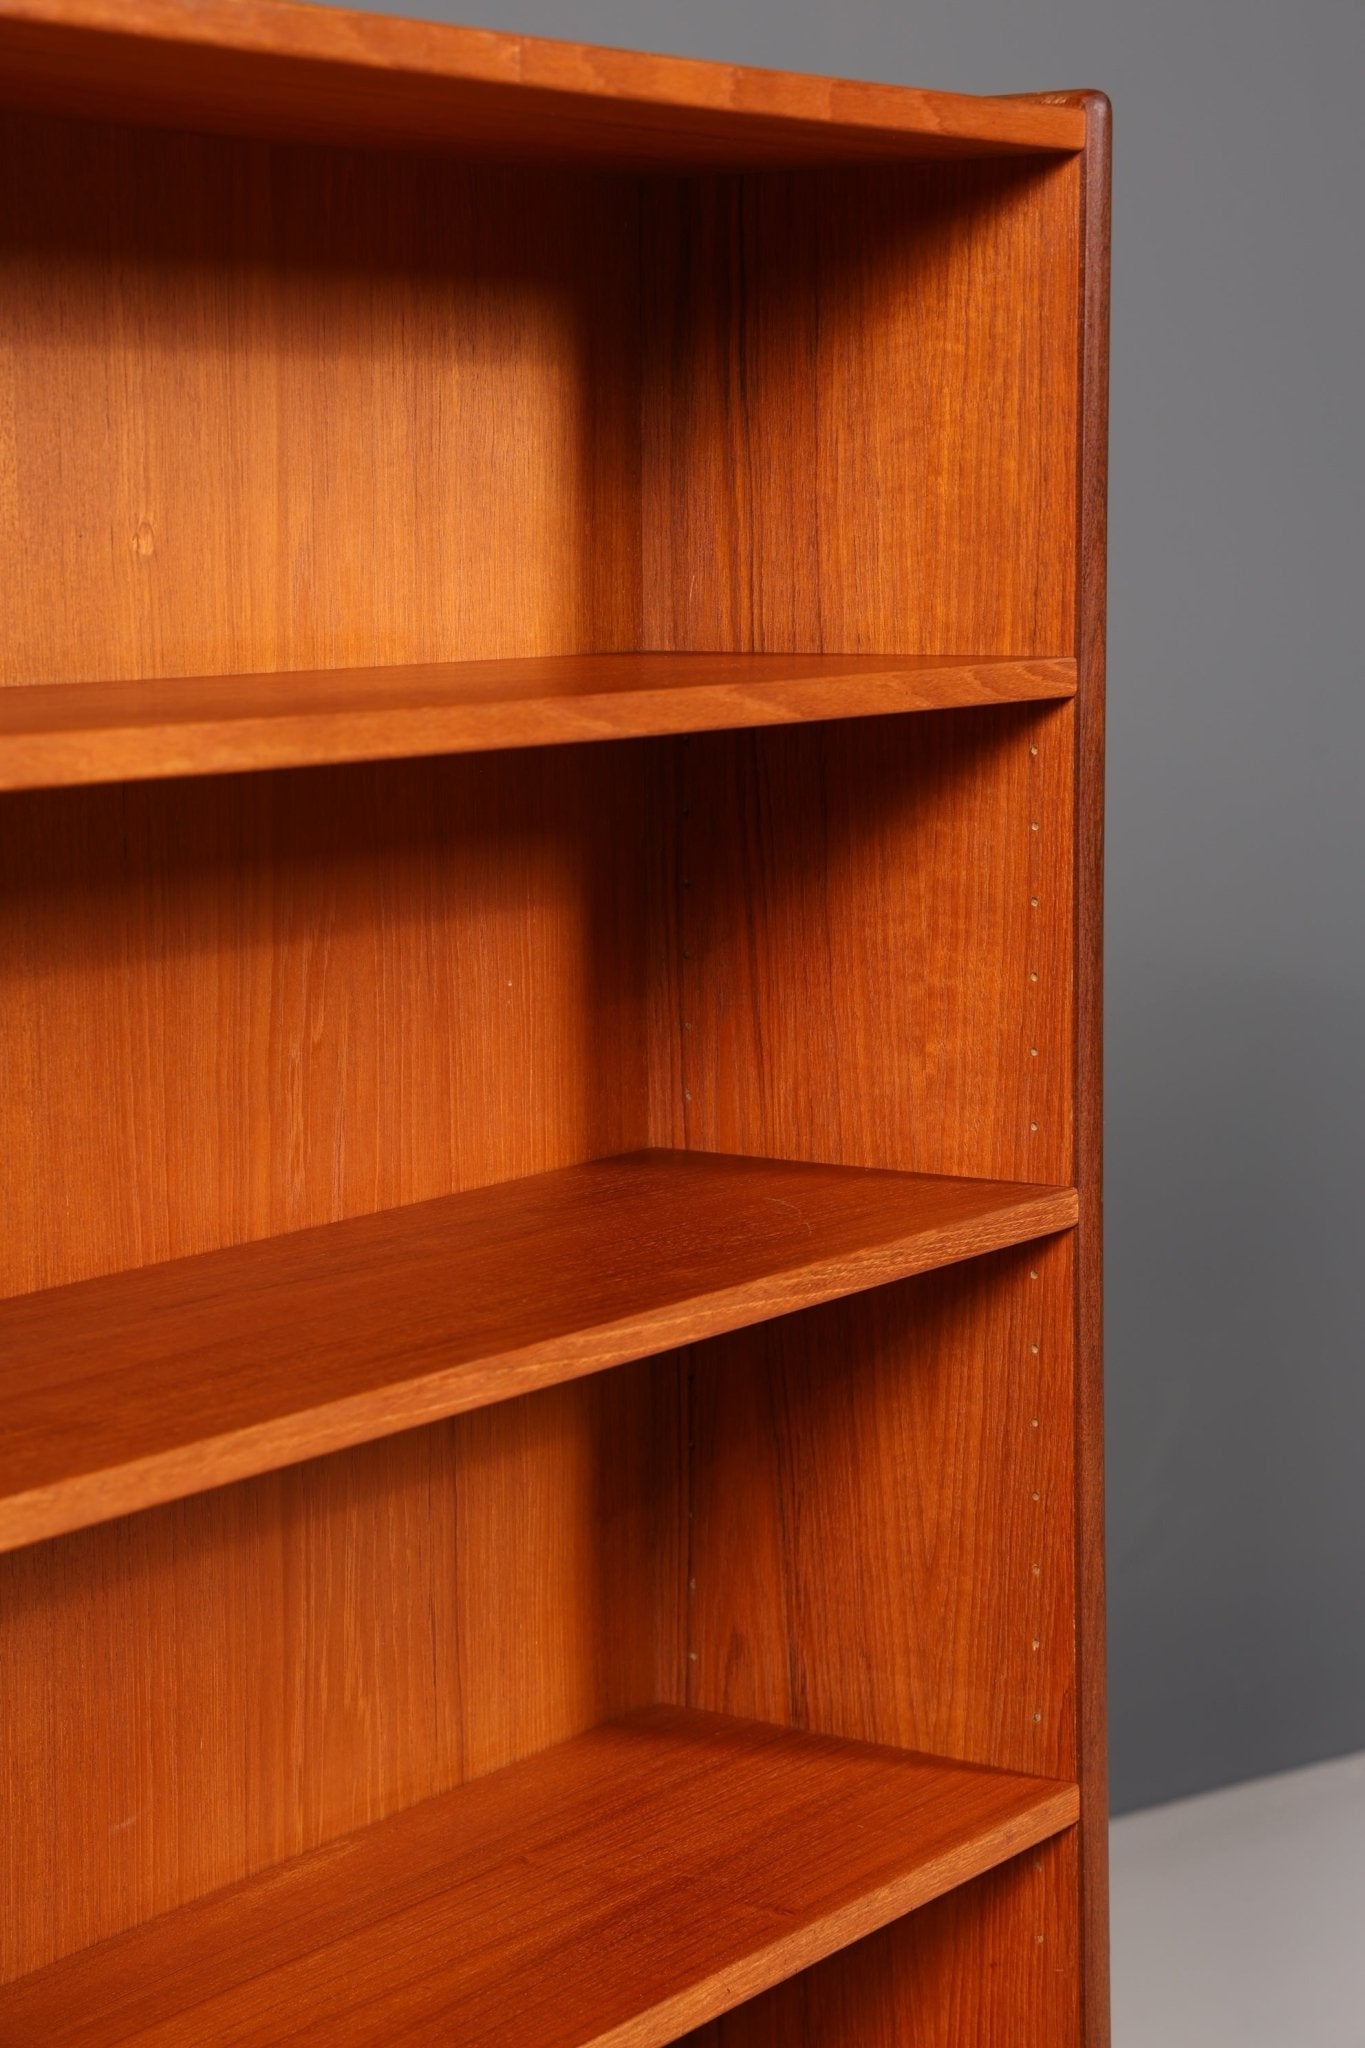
{"left": 0, "top": 1707, "right": 1078, "bottom": 2047}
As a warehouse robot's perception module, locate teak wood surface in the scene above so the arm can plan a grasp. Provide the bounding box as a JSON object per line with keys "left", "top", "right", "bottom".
{"left": 0, "top": 3, "right": 1109, "bottom": 2041}
{"left": 0, "top": 653, "right": 1075, "bottom": 790}
{"left": 0, "top": 1150, "right": 1076, "bottom": 1550}
{"left": 0, "top": 0, "right": 1085, "bottom": 163}
{"left": 0, "top": 1709, "right": 1078, "bottom": 2046}
{"left": 1070, "top": 88, "right": 1113, "bottom": 2045}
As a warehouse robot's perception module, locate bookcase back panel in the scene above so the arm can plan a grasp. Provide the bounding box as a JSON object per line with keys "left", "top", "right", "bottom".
{"left": 0, "top": 114, "right": 1076, "bottom": 689}
{"left": 0, "top": 1362, "right": 678, "bottom": 1983}
{"left": 651, "top": 705, "right": 1075, "bottom": 1188}
{"left": 0, "top": 751, "right": 651, "bottom": 1296}
{"left": 0, "top": 113, "right": 642, "bottom": 689}
{"left": 641, "top": 156, "right": 1079, "bottom": 658}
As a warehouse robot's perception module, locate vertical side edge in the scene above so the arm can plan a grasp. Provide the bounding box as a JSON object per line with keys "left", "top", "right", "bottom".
{"left": 1014, "top": 78, "right": 1111, "bottom": 2046}
{"left": 1072, "top": 88, "right": 1113, "bottom": 2048}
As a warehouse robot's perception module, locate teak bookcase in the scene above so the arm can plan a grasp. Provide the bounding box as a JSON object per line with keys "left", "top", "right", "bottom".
{"left": 0, "top": 3, "right": 1110, "bottom": 2042}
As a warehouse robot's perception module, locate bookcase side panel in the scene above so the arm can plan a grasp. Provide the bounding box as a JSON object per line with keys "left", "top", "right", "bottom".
{"left": 682, "top": 1241, "right": 1077, "bottom": 1782}
{"left": 1070, "top": 90, "right": 1112, "bottom": 2048}
{"left": 674, "top": 1224, "right": 1080, "bottom": 2048}
{"left": 640, "top": 155, "right": 1079, "bottom": 659}
{"left": 646, "top": 133, "right": 1095, "bottom": 2044}
{"left": 649, "top": 705, "right": 1075, "bottom": 1190}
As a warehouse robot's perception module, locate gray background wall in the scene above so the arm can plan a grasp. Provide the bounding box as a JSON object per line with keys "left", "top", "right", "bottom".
{"left": 315, "top": 0, "right": 1365, "bottom": 1815}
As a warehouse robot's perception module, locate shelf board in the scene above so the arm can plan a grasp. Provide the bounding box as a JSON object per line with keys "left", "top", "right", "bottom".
{"left": 0, "top": 654, "right": 1077, "bottom": 791}
{"left": 0, "top": 1705, "right": 1079, "bottom": 2045}
{"left": 0, "top": 1149, "right": 1077, "bottom": 1551}
{"left": 0, "top": 2, "right": 1087, "bottom": 166}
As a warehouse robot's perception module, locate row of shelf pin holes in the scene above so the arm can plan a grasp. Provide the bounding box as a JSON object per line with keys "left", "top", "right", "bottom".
{"left": 1031, "top": 1227, "right": 1051, "bottom": 1924}
{"left": 678, "top": 733, "right": 1057, "bottom": 1760}
{"left": 1029, "top": 736, "right": 1043, "bottom": 1137}
{"left": 1030, "top": 1261, "right": 1045, "bottom": 1730}
{"left": 1029, "top": 1255, "right": 1051, "bottom": 1946}
{"left": 1028, "top": 734, "right": 1047, "bottom": 1751}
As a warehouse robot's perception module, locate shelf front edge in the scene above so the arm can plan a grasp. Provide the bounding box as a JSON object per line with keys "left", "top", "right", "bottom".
{"left": 0, "top": 1707, "right": 1080, "bottom": 2048}
{"left": 0, "top": 656, "right": 1078, "bottom": 791}
{"left": 0, "top": 1160, "right": 1078, "bottom": 1553}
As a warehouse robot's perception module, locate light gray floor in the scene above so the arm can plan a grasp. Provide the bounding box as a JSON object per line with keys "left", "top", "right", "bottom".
{"left": 1110, "top": 1749, "right": 1365, "bottom": 2047}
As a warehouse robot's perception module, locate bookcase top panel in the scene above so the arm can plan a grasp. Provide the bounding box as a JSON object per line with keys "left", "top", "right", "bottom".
{"left": 0, "top": 0, "right": 1087, "bottom": 165}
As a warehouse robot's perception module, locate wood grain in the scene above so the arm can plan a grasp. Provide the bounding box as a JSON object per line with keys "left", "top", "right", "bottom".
{"left": 641, "top": 159, "right": 1079, "bottom": 660}
{"left": 680, "top": 1833, "right": 1080, "bottom": 2046}
{"left": 673, "top": 1239, "right": 1081, "bottom": 2047}
{"left": 0, "top": 654, "right": 1076, "bottom": 790}
{"left": 681, "top": 1238, "right": 1078, "bottom": 1783}
{"left": 1070, "top": 88, "right": 1113, "bottom": 2048}
{"left": 649, "top": 706, "right": 1076, "bottom": 1190}
{"left": 0, "top": 0, "right": 1086, "bottom": 165}
{"left": 0, "top": 747, "right": 664, "bottom": 1969}
{"left": 0, "top": 12, "right": 1107, "bottom": 2036}
{"left": 0, "top": 753, "right": 653, "bottom": 1299}
{"left": 0, "top": 1706, "right": 1078, "bottom": 2047}
{"left": 0, "top": 113, "right": 643, "bottom": 689}
{"left": 636, "top": 145, "right": 1092, "bottom": 2031}
{"left": 0, "top": 1364, "right": 678, "bottom": 1982}
{"left": 0, "top": 1149, "right": 1077, "bottom": 1551}
{"left": 996, "top": 83, "right": 1110, "bottom": 2047}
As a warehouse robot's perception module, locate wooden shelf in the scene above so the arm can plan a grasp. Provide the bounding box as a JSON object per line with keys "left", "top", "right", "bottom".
{"left": 0, "top": 1149, "right": 1077, "bottom": 1553}
{"left": 0, "top": 1, "right": 1086, "bottom": 165}
{"left": 0, "top": 654, "right": 1077, "bottom": 791}
{"left": 0, "top": 1705, "right": 1079, "bottom": 2046}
